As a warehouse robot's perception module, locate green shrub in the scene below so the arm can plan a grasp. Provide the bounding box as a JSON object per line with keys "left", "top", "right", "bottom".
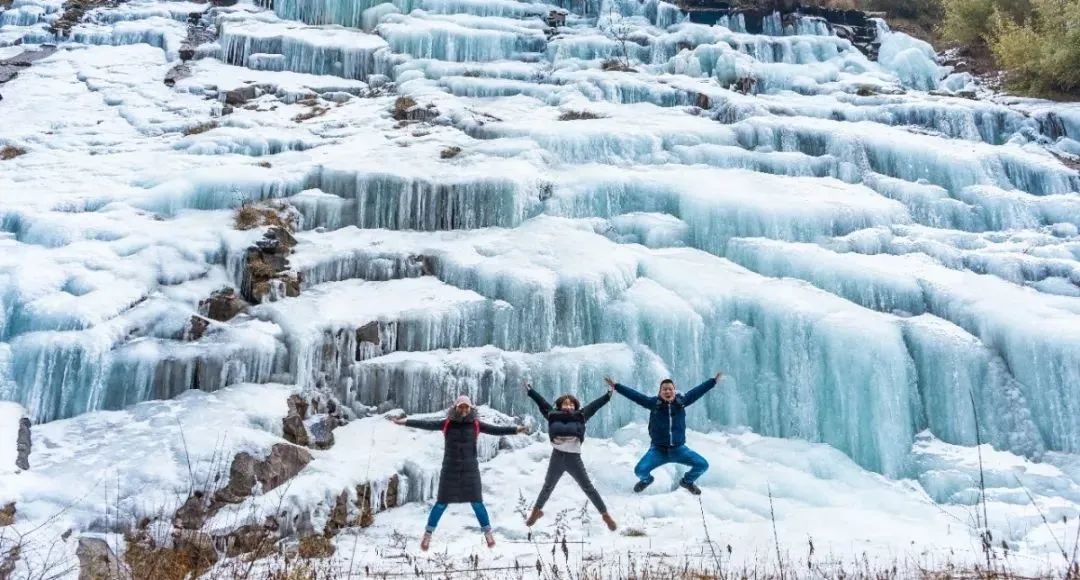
{"left": 990, "top": 0, "right": 1080, "bottom": 96}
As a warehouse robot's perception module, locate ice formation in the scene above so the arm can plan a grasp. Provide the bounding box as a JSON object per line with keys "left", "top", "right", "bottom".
{"left": 2, "top": 0, "right": 1080, "bottom": 572}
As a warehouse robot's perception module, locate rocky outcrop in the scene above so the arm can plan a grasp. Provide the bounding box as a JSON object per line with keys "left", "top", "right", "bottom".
{"left": 15, "top": 419, "right": 29, "bottom": 471}
{"left": 324, "top": 475, "right": 402, "bottom": 536}
{"left": 51, "top": 0, "right": 115, "bottom": 36}
{"left": 282, "top": 413, "right": 310, "bottom": 447}
{"left": 215, "top": 444, "right": 313, "bottom": 504}
{"left": 185, "top": 287, "right": 249, "bottom": 340}
{"left": 0, "top": 46, "right": 57, "bottom": 87}
{"left": 174, "top": 491, "right": 210, "bottom": 530}
{"left": 392, "top": 96, "right": 439, "bottom": 123}
{"left": 305, "top": 415, "right": 337, "bottom": 450}
{"left": 242, "top": 226, "right": 302, "bottom": 304}
{"left": 283, "top": 393, "right": 339, "bottom": 450}
{"left": 77, "top": 537, "right": 132, "bottom": 580}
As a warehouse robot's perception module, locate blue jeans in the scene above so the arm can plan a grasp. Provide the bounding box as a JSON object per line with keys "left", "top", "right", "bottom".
{"left": 634, "top": 445, "right": 709, "bottom": 485}
{"left": 425, "top": 502, "right": 491, "bottom": 533}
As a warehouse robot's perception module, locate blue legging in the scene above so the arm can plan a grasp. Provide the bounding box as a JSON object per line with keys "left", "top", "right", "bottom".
{"left": 425, "top": 502, "right": 491, "bottom": 533}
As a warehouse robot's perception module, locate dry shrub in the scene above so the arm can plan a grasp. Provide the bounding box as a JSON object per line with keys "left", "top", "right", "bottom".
{"left": 296, "top": 535, "right": 334, "bottom": 559}
{"left": 392, "top": 96, "right": 417, "bottom": 120}
{"left": 601, "top": 58, "right": 635, "bottom": 72}
{"left": 293, "top": 105, "right": 329, "bottom": 123}
{"left": 0, "top": 145, "right": 27, "bottom": 160}
{"left": 233, "top": 202, "right": 297, "bottom": 232}
{"left": 558, "top": 110, "right": 605, "bottom": 121}
{"left": 124, "top": 539, "right": 206, "bottom": 580}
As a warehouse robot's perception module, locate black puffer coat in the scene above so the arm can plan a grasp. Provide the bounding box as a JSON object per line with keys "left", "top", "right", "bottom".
{"left": 526, "top": 388, "right": 612, "bottom": 442}
{"left": 406, "top": 409, "right": 519, "bottom": 503}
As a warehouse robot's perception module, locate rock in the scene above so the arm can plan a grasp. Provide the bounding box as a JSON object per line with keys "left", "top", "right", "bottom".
{"left": 282, "top": 413, "right": 310, "bottom": 447}
{"left": 391, "top": 96, "right": 438, "bottom": 122}
{"left": 324, "top": 490, "right": 349, "bottom": 536}
{"left": 164, "top": 63, "right": 191, "bottom": 87}
{"left": 174, "top": 491, "right": 208, "bottom": 530}
{"left": 241, "top": 224, "right": 302, "bottom": 303}
{"left": 77, "top": 537, "right": 132, "bottom": 580}
{"left": 287, "top": 394, "right": 309, "bottom": 419}
{"left": 201, "top": 287, "right": 248, "bottom": 322}
{"left": 219, "top": 523, "right": 273, "bottom": 557}
{"left": 215, "top": 452, "right": 258, "bottom": 504}
{"left": 171, "top": 530, "right": 218, "bottom": 575}
{"left": 224, "top": 85, "right": 258, "bottom": 106}
{"left": 0, "top": 503, "right": 15, "bottom": 527}
{"left": 215, "top": 444, "right": 312, "bottom": 504}
{"left": 306, "top": 415, "right": 337, "bottom": 450}
{"left": 184, "top": 316, "right": 210, "bottom": 341}
{"left": 694, "top": 92, "right": 711, "bottom": 109}
{"left": 15, "top": 418, "right": 29, "bottom": 471}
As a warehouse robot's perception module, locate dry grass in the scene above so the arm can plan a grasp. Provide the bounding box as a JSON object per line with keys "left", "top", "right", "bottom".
{"left": 183, "top": 121, "right": 218, "bottom": 136}
{"left": 293, "top": 105, "right": 330, "bottom": 123}
{"left": 392, "top": 96, "right": 417, "bottom": 119}
{"left": 233, "top": 202, "right": 296, "bottom": 232}
{"left": 0, "top": 145, "right": 27, "bottom": 160}
{"left": 558, "top": 110, "right": 605, "bottom": 121}
{"left": 601, "top": 58, "right": 635, "bottom": 72}
{"left": 296, "top": 535, "right": 334, "bottom": 559}
{"left": 125, "top": 537, "right": 211, "bottom": 580}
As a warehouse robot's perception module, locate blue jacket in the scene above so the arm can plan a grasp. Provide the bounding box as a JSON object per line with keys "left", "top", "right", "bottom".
{"left": 614, "top": 378, "right": 717, "bottom": 448}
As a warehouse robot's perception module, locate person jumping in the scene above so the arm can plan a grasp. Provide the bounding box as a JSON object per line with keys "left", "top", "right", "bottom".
{"left": 605, "top": 373, "right": 722, "bottom": 495}
{"left": 391, "top": 395, "right": 527, "bottom": 551}
{"left": 523, "top": 381, "right": 617, "bottom": 531}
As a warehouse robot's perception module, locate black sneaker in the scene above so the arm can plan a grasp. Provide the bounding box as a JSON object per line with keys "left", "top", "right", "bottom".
{"left": 633, "top": 480, "right": 652, "bottom": 493}
{"left": 679, "top": 480, "right": 702, "bottom": 495}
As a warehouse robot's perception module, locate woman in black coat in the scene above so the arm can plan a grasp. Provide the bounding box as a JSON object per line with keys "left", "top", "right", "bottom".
{"left": 392, "top": 394, "right": 526, "bottom": 551}
{"left": 523, "top": 381, "right": 617, "bottom": 531}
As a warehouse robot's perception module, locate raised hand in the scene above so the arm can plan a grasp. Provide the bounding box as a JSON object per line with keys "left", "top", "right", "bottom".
{"left": 389, "top": 416, "right": 407, "bottom": 426}
{"left": 714, "top": 372, "right": 724, "bottom": 382}
{"left": 516, "top": 425, "right": 529, "bottom": 434}
{"left": 604, "top": 376, "right": 616, "bottom": 388}
{"left": 524, "top": 382, "right": 532, "bottom": 392}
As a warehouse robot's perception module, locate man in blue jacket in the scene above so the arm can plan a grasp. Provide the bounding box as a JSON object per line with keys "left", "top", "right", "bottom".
{"left": 605, "top": 373, "right": 722, "bottom": 495}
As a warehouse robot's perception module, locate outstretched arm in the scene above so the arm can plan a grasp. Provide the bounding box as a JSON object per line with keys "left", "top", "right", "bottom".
{"left": 525, "top": 383, "right": 552, "bottom": 415}
{"left": 683, "top": 373, "right": 723, "bottom": 407}
{"left": 581, "top": 390, "right": 613, "bottom": 420}
{"left": 606, "top": 377, "right": 654, "bottom": 409}
{"left": 479, "top": 422, "right": 528, "bottom": 436}
{"left": 401, "top": 418, "right": 445, "bottom": 431}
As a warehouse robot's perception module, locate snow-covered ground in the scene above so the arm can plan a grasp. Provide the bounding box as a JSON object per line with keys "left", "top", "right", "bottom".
{"left": 1, "top": 383, "right": 1077, "bottom": 577}
{"left": 2, "top": 0, "right": 1080, "bottom": 574}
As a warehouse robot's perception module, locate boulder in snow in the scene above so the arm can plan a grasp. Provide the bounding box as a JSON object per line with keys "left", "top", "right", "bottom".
{"left": 77, "top": 537, "right": 131, "bottom": 580}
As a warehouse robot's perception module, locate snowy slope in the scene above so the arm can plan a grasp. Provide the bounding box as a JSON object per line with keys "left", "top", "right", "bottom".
{"left": 2, "top": 0, "right": 1080, "bottom": 573}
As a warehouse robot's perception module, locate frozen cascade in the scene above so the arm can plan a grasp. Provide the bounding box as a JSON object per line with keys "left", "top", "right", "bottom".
{"left": 218, "top": 18, "right": 393, "bottom": 80}
{"left": 3, "top": 0, "right": 1080, "bottom": 557}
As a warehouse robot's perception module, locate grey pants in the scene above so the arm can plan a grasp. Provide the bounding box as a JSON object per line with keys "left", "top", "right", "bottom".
{"left": 534, "top": 450, "right": 607, "bottom": 513}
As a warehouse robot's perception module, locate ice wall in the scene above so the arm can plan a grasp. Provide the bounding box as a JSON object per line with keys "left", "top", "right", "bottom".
{"left": 2, "top": 0, "right": 1079, "bottom": 495}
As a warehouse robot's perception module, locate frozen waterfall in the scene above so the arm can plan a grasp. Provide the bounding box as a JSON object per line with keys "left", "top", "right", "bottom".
{"left": 1, "top": 0, "right": 1079, "bottom": 493}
